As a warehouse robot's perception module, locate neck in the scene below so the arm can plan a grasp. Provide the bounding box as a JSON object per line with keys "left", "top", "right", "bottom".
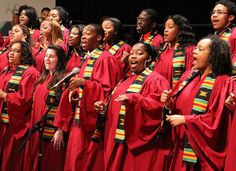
{"left": 200, "top": 65, "right": 212, "bottom": 78}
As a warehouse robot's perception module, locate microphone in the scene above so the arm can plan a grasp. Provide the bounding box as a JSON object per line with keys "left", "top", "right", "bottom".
{"left": 50, "top": 67, "right": 80, "bottom": 90}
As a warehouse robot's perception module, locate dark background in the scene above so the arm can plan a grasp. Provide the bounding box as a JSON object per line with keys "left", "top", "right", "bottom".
{"left": 56, "top": 0, "right": 219, "bottom": 42}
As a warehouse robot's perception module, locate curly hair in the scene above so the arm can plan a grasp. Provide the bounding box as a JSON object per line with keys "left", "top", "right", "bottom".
{"left": 202, "top": 34, "right": 232, "bottom": 76}
{"left": 216, "top": 0, "right": 236, "bottom": 21}
{"left": 10, "top": 41, "right": 34, "bottom": 65}
{"left": 165, "top": 14, "right": 196, "bottom": 48}
{"left": 18, "top": 5, "right": 40, "bottom": 29}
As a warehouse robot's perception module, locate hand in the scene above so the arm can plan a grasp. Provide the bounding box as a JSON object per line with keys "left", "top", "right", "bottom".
{"left": 231, "top": 75, "right": 236, "bottom": 81}
{"left": 51, "top": 129, "right": 64, "bottom": 151}
{"left": 225, "top": 92, "right": 236, "bottom": 111}
{"left": 115, "top": 94, "right": 128, "bottom": 102}
{"left": 121, "top": 51, "right": 129, "bottom": 62}
{"left": 94, "top": 101, "right": 105, "bottom": 113}
{"left": 68, "top": 77, "right": 85, "bottom": 91}
{"left": 166, "top": 114, "right": 185, "bottom": 127}
{"left": 0, "top": 89, "right": 7, "bottom": 99}
{"left": 161, "top": 90, "right": 172, "bottom": 108}
{"left": 69, "top": 90, "right": 79, "bottom": 103}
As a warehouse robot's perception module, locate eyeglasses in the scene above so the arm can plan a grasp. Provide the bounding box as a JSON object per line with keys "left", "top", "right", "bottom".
{"left": 9, "top": 48, "right": 22, "bottom": 54}
{"left": 211, "top": 10, "right": 229, "bottom": 15}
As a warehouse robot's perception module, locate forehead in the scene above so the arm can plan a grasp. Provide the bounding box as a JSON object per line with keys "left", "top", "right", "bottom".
{"left": 11, "top": 42, "right": 21, "bottom": 49}
{"left": 213, "top": 4, "right": 228, "bottom": 11}
{"left": 12, "top": 25, "right": 23, "bottom": 31}
{"left": 49, "top": 9, "right": 59, "bottom": 15}
{"left": 41, "top": 20, "right": 52, "bottom": 26}
{"left": 132, "top": 43, "right": 146, "bottom": 51}
{"left": 71, "top": 27, "right": 79, "bottom": 32}
{"left": 46, "top": 48, "right": 57, "bottom": 54}
{"left": 165, "top": 18, "right": 176, "bottom": 25}
{"left": 139, "top": 10, "right": 151, "bottom": 18}
{"left": 83, "top": 25, "right": 96, "bottom": 32}
{"left": 198, "top": 38, "right": 211, "bottom": 47}
{"left": 102, "top": 20, "right": 114, "bottom": 27}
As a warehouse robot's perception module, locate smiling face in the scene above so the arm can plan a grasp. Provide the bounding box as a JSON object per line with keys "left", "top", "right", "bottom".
{"left": 136, "top": 10, "right": 153, "bottom": 34}
{"left": 211, "top": 4, "right": 233, "bottom": 32}
{"left": 102, "top": 20, "right": 116, "bottom": 43}
{"left": 44, "top": 48, "right": 58, "bottom": 74}
{"left": 128, "top": 43, "right": 150, "bottom": 74}
{"left": 192, "top": 38, "right": 212, "bottom": 73}
{"left": 163, "top": 18, "right": 179, "bottom": 43}
{"left": 8, "top": 42, "right": 22, "bottom": 66}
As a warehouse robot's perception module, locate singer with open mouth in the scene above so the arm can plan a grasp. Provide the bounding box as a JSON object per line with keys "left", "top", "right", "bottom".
{"left": 0, "top": 41, "right": 39, "bottom": 171}
{"left": 24, "top": 45, "right": 71, "bottom": 171}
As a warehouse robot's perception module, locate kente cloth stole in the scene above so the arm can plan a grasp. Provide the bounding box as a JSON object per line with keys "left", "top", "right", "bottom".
{"left": 74, "top": 48, "right": 103, "bottom": 125}
{"left": 1, "top": 65, "right": 29, "bottom": 123}
{"left": 172, "top": 43, "right": 185, "bottom": 88}
{"left": 182, "top": 73, "right": 216, "bottom": 165}
{"left": 232, "top": 60, "right": 236, "bottom": 75}
{"left": 114, "top": 67, "right": 152, "bottom": 143}
{"left": 42, "top": 89, "right": 62, "bottom": 140}
{"left": 108, "top": 41, "right": 125, "bottom": 55}
{"left": 140, "top": 31, "right": 158, "bottom": 45}
{"left": 219, "top": 27, "right": 232, "bottom": 41}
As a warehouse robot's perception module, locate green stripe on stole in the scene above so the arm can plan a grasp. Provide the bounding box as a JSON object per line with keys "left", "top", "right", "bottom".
{"left": 74, "top": 48, "right": 103, "bottom": 125}
{"left": 42, "top": 89, "right": 61, "bottom": 140}
{"left": 182, "top": 73, "right": 216, "bottom": 165}
{"left": 140, "top": 31, "right": 158, "bottom": 45}
{"left": 172, "top": 43, "right": 185, "bottom": 88}
{"left": 1, "top": 65, "right": 29, "bottom": 123}
{"left": 114, "top": 67, "right": 152, "bottom": 143}
{"left": 108, "top": 41, "right": 125, "bottom": 55}
{"left": 219, "top": 27, "right": 232, "bottom": 41}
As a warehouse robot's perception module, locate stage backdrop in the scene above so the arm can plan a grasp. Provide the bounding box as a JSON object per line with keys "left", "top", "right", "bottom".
{"left": 0, "top": 0, "right": 55, "bottom": 36}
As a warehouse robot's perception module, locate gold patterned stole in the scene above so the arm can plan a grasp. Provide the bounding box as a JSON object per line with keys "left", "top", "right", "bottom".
{"left": 114, "top": 67, "right": 152, "bottom": 143}
{"left": 139, "top": 31, "right": 158, "bottom": 45}
{"left": 172, "top": 43, "right": 186, "bottom": 88}
{"left": 218, "top": 27, "right": 232, "bottom": 41}
{"left": 74, "top": 48, "right": 103, "bottom": 125}
{"left": 182, "top": 73, "right": 216, "bottom": 165}
{"left": 108, "top": 41, "right": 125, "bottom": 55}
{"left": 42, "top": 89, "right": 62, "bottom": 140}
{"left": 1, "top": 65, "right": 29, "bottom": 123}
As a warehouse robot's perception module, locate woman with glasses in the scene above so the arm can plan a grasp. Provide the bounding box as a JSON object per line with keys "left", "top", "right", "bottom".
{"left": 0, "top": 41, "right": 39, "bottom": 171}
{"left": 211, "top": 0, "right": 236, "bottom": 56}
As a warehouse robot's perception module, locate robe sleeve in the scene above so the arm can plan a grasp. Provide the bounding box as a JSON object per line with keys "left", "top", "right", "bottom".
{"left": 80, "top": 53, "right": 122, "bottom": 132}
{"left": 185, "top": 45, "right": 195, "bottom": 71}
{"left": 6, "top": 68, "right": 39, "bottom": 135}
{"left": 229, "top": 27, "right": 236, "bottom": 56}
{"left": 184, "top": 75, "right": 232, "bottom": 170}
{"left": 124, "top": 72, "right": 170, "bottom": 151}
{"left": 53, "top": 89, "right": 73, "bottom": 132}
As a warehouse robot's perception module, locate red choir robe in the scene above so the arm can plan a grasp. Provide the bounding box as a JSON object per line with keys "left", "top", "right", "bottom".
{"left": 23, "top": 74, "right": 71, "bottom": 171}
{"left": 66, "top": 51, "right": 82, "bottom": 72}
{"left": 104, "top": 42, "right": 131, "bottom": 77}
{"left": 154, "top": 45, "right": 195, "bottom": 87}
{"left": 104, "top": 71, "right": 170, "bottom": 171}
{"left": 0, "top": 65, "right": 39, "bottom": 171}
{"left": 0, "top": 49, "right": 9, "bottom": 72}
{"left": 54, "top": 50, "right": 122, "bottom": 171}
{"left": 228, "top": 27, "right": 236, "bottom": 56}
{"left": 168, "top": 71, "right": 232, "bottom": 171}
{"left": 140, "top": 31, "right": 163, "bottom": 50}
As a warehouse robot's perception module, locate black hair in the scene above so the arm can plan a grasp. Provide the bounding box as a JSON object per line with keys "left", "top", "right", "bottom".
{"left": 202, "top": 34, "right": 232, "bottom": 76}
{"left": 216, "top": 0, "right": 236, "bottom": 23}
{"left": 165, "top": 14, "right": 196, "bottom": 48}
{"left": 52, "top": 6, "right": 70, "bottom": 28}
